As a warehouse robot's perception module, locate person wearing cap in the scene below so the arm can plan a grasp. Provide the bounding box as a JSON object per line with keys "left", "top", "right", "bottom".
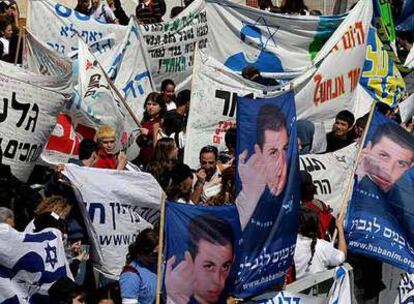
{"left": 66, "top": 220, "right": 89, "bottom": 283}
{"left": 95, "top": 125, "right": 127, "bottom": 170}
{"left": 166, "top": 163, "right": 194, "bottom": 204}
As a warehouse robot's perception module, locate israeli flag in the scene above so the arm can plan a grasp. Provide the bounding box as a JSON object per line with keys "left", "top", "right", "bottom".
{"left": 0, "top": 224, "right": 72, "bottom": 303}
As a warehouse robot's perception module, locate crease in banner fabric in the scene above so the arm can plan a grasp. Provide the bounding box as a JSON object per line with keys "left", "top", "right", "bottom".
{"left": 27, "top": 0, "right": 126, "bottom": 57}
{"left": 234, "top": 91, "right": 300, "bottom": 297}
{"left": 0, "top": 60, "right": 70, "bottom": 181}
{"left": 359, "top": 27, "right": 406, "bottom": 107}
{"left": 62, "top": 164, "right": 163, "bottom": 278}
{"left": 0, "top": 225, "right": 72, "bottom": 303}
{"left": 164, "top": 202, "right": 242, "bottom": 304}
{"left": 346, "top": 110, "right": 414, "bottom": 273}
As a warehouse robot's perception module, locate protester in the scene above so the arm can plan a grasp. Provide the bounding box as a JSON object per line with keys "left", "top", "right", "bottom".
{"left": 74, "top": 0, "right": 90, "bottom": 15}
{"left": 161, "top": 79, "right": 177, "bottom": 111}
{"left": 0, "top": 206, "right": 14, "bottom": 227}
{"left": 0, "top": 18, "right": 13, "bottom": 61}
{"left": 66, "top": 220, "right": 90, "bottom": 282}
{"left": 205, "top": 165, "right": 236, "bottom": 206}
{"left": 218, "top": 127, "right": 236, "bottom": 165}
{"left": 325, "top": 110, "right": 355, "bottom": 153}
{"left": 69, "top": 139, "right": 98, "bottom": 167}
{"left": 95, "top": 125, "right": 127, "bottom": 170}
{"left": 192, "top": 145, "right": 226, "bottom": 204}
{"left": 280, "top": 0, "right": 309, "bottom": 15}
{"left": 135, "top": 0, "right": 166, "bottom": 24}
{"left": 297, "top": 120, "right": 315, "bottom": 154}
{"left": 119, "top": 228, "right": 158, "bottom": 304}
{"left": 136, "top": 92, "right": 166, "bottom": 167}
{"left": 294, "top": 206, "right": 347, "bottom": 280}
{"left": 166, "top": 163, "right": 194, "bottom": 204}
{"left": 165, "top": 214, "right": 234, "bottom": 304}
{"left": 49, "top": 277, "right": 87, "bottom": 304}
{"left": 33, "top": 211, "right": 67, "bottom": 234}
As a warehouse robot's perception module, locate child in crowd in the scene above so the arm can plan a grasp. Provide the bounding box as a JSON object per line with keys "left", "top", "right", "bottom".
{"left": 95, "top": 125, "right": 127, "bottom": 170}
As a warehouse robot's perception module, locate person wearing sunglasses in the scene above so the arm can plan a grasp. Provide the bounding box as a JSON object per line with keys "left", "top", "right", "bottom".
{"left": 95, "top": 125, "right": 127, "bottom": 170}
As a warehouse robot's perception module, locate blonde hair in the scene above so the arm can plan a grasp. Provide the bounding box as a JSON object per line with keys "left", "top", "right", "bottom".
{"left": 97, "top": 125, "right": 116, "bottom": 140}
{"left": 35, "top": 195, "right": 72, "bottom": 219}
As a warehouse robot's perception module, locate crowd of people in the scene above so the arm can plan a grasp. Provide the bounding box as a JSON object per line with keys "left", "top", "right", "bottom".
{"left": 0, "top": 0, "right": 414, "bottom": 303}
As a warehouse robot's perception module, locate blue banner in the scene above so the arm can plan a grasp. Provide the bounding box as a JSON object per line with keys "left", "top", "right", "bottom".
{"left": 234, "top": 91, "right": 300, "bottom": 297}
{"left": 346, "top": 110, "right": 414, "bottom": 272}
{"left": 164, "top": 202, "right": 242, "bottom": 304}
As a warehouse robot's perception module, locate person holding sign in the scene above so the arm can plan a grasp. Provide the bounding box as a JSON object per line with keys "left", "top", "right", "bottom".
{"left": 165, "top": 214, "right": 235, "bottom": 304}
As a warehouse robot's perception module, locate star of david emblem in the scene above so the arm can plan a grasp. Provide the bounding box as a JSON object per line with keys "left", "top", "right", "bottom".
{"left": 241, "top": 17, "right": 280, "bottom": 50}
{"left": 44, "top": 243, "right": 58, "bottom": 269}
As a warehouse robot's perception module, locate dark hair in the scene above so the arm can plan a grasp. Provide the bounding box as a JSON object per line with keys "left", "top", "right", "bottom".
{"left": 281, "top": 0, "right": 308, "bottom": 14}
{"left": 142, "top": 92, "right": 166, "bottom": 122}
{"left": 170, "top": 6, "right": 184, "bottom": 18}
{"left": 153, "top": 137, "right": 177, "bottom": 169}
{"left": 33, "top": 212, "right": 67, "bottom": 234}
{"left": 49, "top": 277, "right": 86, "bottom": 304}
{"left": 241, "top": 66, "right": 260, "bottom": 81}
{"left": 300, "top": 170, "right": 315, "bottom": 201}
{"left": 78, "top": 139, "right": 98, "bottom": 160}
{"left": 126, "top": 228, "right": 158, "bottom": 266}
{"left": 298, "top": 206, "right": 319, "bottom": 271}
{"left": 199, "top": 145, "right": 218, "bottom": 160}
{"left": 335, "top": 110, "right": 355, "bottom": 128}
{"left": 188, "top": 214, "right": 234, "bottom": 259}
{"left": 371, "top": 123, "right": 414, "bottom": 158}
{"left": 225, "top": 127, "right": 237, "bottom": 151}
{"left": 176, "top": 89, "right": 191, "bottom": 107}
{"left": 161, "top": 79, "right": 175, "bottom": 92}
{"left": 256, "top": 104, "right": 287, "bottom": 149}
{"left": 166, "top": 163, "right": 193, "bottom": 201}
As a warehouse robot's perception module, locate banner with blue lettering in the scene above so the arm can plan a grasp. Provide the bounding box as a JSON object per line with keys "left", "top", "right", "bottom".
{"left": 346, "top": 110, "right": 414, "bottom": 272}
{"left": 234, "top": 91, "right": 300, "bottom": 297}
{"left": 27, "top": 0, "right": 126, "bottom": 57}
{"left": 0, "top": 224, "right": 72, "bottom": 303}
{"left": 164, "top": 202, "right": 241, "bottom": 304}
{"left": 62, "top": 164, "right": 163, "bottom": 278}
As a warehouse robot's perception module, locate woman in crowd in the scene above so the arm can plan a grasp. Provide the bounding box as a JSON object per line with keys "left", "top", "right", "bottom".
{"left": 294, "top": 206, "right": 347, "bottom": 279}
{"left": 95, "top": 125, "right": 127, "bottom": 170}
{"left": 280, "top": 0, "right": 309, "bottom": 15}
{"left": 135, "top": 92, "right": 166, "bottom": 167}
{"left": 119, "top": 228, "right": 158, "bottom": 304}
{"left": 146, "top": 137, "right": 178, "bottom": 189}
{"left": 0, "top": 19, "right": 13, "bottom": 62}
{"left": 166, "top": 163, "right": 194, "bottom": 204}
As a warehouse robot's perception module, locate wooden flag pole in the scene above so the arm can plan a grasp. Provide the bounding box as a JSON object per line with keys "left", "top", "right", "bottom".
{"left": 155, "top": 193, "right": 167, "bottom": 304}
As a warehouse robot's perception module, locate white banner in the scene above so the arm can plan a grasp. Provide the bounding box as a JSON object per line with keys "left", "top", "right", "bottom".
{"left": 257, "top": 291, "right": 324, "bottom": 304}
{"left": 300, "top": 143, "right": 358, "bottom": 218}
{"left": 24, "top": 30, "right": 72, "bottom": 78}
{"left": 0, "top": 224, "right": 72, "bottom": 303}
{"left": 27, "top": 0, "right": 126, "bottom": 57}
{"left": 0, "top": 61, "right": 70, "bottom": 181}
{"left": 399, "top": 93, "right": 414, "bottom": 123}
{"left": 62, "top": 164, "right": 163, "bottom": 277}
{"left": 398, "top": 273, "right": 414, "bottom": 304}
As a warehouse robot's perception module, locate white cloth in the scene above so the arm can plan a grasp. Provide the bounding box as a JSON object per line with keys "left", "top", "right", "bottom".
{"left": 294, "top": 234, "right": 345, "bottom": 280}
{"left": 166, "top": 102, "right": 176, "bottom": 111}
{"left": 169, "top": 131, "right": 186, "bottom": 149}
{"left": 91, "top": 2, "right": 116, "bottom": 23}
{"left": 0, "top": 37, "right": 9, "bottom": 55}
{"left": 201, "top": 166, "right": 223, "bottom": 202}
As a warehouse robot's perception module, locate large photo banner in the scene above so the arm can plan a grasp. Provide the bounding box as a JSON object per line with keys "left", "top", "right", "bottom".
{"left": 0, "top": 61, "right": 70, "bottom": 181}
{"left": 164, "top": 202, "right": 241, "bottom": 304}
{"left": 234, "top": 91, "right": 300, "bottom": 297}
{"left": 27, "top": 0, "right": 126, "bottom": 57}
{"left": 62, "top": 164, "right": 163, "bottom": 277}
{"left": 0, "top": 225, "right": 72, "bottom": 303}
{"left": 346, "top": 110, "right": 414, "bottom": 272}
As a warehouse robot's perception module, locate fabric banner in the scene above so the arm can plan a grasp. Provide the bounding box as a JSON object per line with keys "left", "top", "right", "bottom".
{"left": 299, "top": 143, "right": 358, "bottom": 215}
{"left": 184, "top": 49, "right": 282, "bottom": 168}
{"left": 399, "top": 273, "right": 414, "bottom": 303}
{"left": 359, "top": 27, "right": 406, "bottom": 107}
{"left": 346, "top": 110, "right": 414, "bottom": 272}
{"left": 0, "top": 61, "right": 70, "bottom": 181}
{"left": 0, "top": 224, "right": 72, "bottom": 303}
{"left": 164, "top": 201, "right": 242, "bottom": 304}
{"left": 399, "top": 93, "right": 414, "bottom": 123}
{"left": 234, "top": 91, "right": 299, "bottom": 297}
{"left": 62, "top": 164, "right": 163, "bottom": 277}
{"left": 23, "top": 30, "right": 72, "bottom": 77}
{"left": 27, "top": 0, "right": 126, "bottom": 57}
{"left": 205, "top": 0, "right": 345, "bottom": 77}
{"left": 256, "top": 292, "right": 324, "bottom": 304}
{"left": 140, "top": 0, "right": 346, "bottom": 89}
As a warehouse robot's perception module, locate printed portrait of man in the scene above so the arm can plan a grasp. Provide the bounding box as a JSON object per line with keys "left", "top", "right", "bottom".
{"left": 357, "top": 122, "right": 414, "bottom": 193}
{"left": 165, "top": 213, "right": 235, "bottom": 304}
{"left": 236, "top": 103, "right": 289, "bottom": 230}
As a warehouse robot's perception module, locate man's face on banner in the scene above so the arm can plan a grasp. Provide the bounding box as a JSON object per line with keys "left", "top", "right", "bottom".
{"left": 366, "top": 136, "right": 414, "bottom": 192}
{"left": 193, "top": 240, "right": 233, "bottom": 304}
{"left": 261, "top": 128, "right": 289, "bottom": 196}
